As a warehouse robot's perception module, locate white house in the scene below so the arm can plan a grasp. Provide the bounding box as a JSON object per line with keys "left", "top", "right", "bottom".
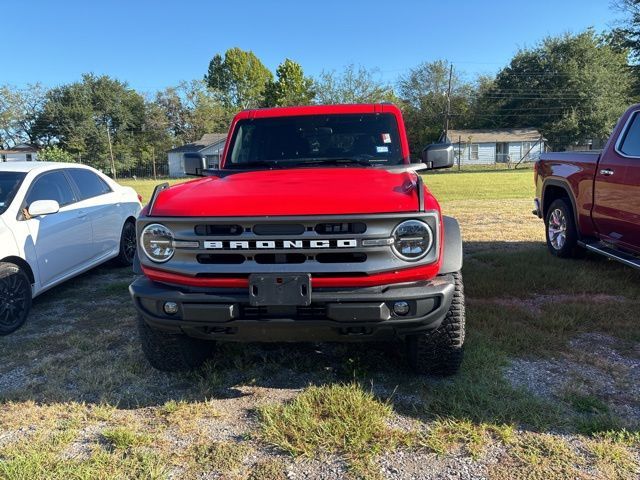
{"left": 445, "top": 128, "right": 545, "bottom": 166}
{"left": 167, "top": 133, "right": 227, "bottom": 177}
{"left": 0, "top": 144, "right": 39, "bottom": 162}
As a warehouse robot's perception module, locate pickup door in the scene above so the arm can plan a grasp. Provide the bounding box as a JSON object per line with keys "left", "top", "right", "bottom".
{"left": 593, "top": 110, "right": 640, "bottom": 253}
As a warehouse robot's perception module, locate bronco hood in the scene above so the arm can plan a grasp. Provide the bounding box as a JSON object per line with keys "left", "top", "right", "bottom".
{"left": 150, "top": 167, "right": 436, "bottom": 217}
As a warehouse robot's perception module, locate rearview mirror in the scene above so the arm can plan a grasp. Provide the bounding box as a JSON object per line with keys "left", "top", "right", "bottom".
{"left": 28, "top": 200, "right": 60, "bottom": 217}
{"left": 421, "top": 143, "right": 454, "bottom": 170}
{"left": 183, "top": 153, "right": 207, "bottom": 176}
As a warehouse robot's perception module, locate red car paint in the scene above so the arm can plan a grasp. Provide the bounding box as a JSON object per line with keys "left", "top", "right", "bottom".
{"left": 535, "top": 103, "right": 640, "bottom": 255}
{"left": 145, "top": 104, "right": 443, "bottom": 288}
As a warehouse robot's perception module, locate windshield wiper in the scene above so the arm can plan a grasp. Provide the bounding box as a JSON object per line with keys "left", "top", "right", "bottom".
{"left": 295, "top": 157, "right": 377, "bottom": 167}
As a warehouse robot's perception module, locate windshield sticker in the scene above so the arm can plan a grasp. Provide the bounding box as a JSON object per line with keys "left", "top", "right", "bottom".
{"left": 376, "top": 146, "right": 389, "bottom": 153}
{"left": 381, "top": 133, "right": 391, "bottom": 144}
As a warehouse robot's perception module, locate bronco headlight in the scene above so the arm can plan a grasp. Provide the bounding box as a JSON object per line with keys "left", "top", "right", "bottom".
{"left": 141, "top": 223, "right": 175, "bottom": 263}
{"left": 391, "top": 220, "right": 433, "bottom": 261}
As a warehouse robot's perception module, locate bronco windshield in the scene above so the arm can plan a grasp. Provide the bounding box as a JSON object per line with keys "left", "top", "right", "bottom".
{"left": 0, "top": 172, "right": 26, "bottom": 215}
{"left": 226, "top": 113, "right": 404, "bottom": 168}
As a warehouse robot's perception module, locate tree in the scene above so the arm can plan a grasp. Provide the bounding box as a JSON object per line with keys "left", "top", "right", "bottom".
{"left": 479, "top": 30, "right": 633, "bottom": 149}
{"left": 314, "top": 65, "right": 394, "bottom": 104}
{"left": 263, "top": 59, "right": 315, "bottom": 107}
{"left": 397, "top": 60, "right": 475, "bottom": 152}
{"left": 0, "top": 84, "right": 47, "bottom": 148}
{"left": 38, "top": 145, "right": 74, "bottom": 162}
{"left": 32, "top": 74, "right": 146, "bottom": 170}
{"left": 204, "top": 48, "right": 272, "bottom": 109}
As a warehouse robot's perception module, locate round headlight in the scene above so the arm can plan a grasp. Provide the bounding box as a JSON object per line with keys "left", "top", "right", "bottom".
{"left": 391, "top": 220, "right": 433, "bottom": 261}
{"left": 141, "top": 223, "right": 175, "bottom": 263}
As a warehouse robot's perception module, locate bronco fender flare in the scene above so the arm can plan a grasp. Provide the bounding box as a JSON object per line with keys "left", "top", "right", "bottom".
{"left": 438, "top": 216, "right": 463, "bottom": 275}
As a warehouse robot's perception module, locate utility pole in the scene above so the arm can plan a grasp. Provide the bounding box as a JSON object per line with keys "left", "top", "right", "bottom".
{"left": 443, "top": 64, "right": 453, "bottom": 141}
{"left": 106, "top": 124, "right": 117, "bottom": 179}
{"left": 152, "top": 146, "right": 157, "bottom": 180}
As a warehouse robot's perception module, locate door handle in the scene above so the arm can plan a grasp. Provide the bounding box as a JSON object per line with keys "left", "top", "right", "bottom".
{"left": 600, "top": 169, "right": 615, "bottom": 176}
{"left": 77, "top": 210, "right": 87, "bottom": 219}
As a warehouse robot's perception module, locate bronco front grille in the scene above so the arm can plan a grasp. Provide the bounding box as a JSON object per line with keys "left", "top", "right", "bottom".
{"left": 138, "top": 213, "right": 440, "bottom": 276}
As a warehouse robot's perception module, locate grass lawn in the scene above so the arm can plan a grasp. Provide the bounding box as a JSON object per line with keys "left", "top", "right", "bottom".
{"left": 1, "top": 169, "right": 638, "bottom": 479}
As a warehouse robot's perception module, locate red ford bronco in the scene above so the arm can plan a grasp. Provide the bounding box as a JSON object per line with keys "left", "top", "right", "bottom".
{"left": 535, "top": 104, "right": 640, "bottom": 269}
{"left": 130, "top": 104, "right": 464, "bottom": 374}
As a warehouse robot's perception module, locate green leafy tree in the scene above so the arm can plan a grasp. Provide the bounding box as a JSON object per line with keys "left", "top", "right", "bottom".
{"left": 479, "top": 30, "right": 633, "bottom": 149}
{"left": 32, "top": 74, "right": 146, "bottom": 170}
{"left": 397, "top": 60, "right": 474, "bottom": 153}
{"left": 204, "top": 48, "right": 273, "bottom": 109}
{"left": 38, "top": 145, "right": 74, "bottom": 162}
{"left": 314, "top": 65, "right": 395, "bottom": 104}
{"left": 0, "top": 83, "right": 47, "bottom": 148}
{"left": 263, "top": 59, "right": 315, "bottom": 107}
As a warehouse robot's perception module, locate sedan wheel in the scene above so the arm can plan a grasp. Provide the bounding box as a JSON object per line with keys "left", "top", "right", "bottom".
{"left": 0, "top": 262, "right": 32, "bottom": 335}
{"left": 114, "top": 221, "right": 137, "bottom": 266}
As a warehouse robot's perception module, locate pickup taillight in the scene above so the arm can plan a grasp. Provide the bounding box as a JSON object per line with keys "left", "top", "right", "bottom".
{"left": 533, "top": 161, "right": 539, "bottom": 185}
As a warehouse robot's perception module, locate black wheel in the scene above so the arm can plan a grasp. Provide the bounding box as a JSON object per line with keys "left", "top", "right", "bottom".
{"left": 545, "top": 198, "right": 581, "bottom": 258}
{"left": 114, "top": 220, "right": 137, "bottom": 266}
{"left": 406, "top": 272, "right": 465, "bottom": 376}
{"left": 137, "top": 315, "right": 215, "bottom": 372}
{"left": 0, "top": 262, "right": 32, "bottom": 335}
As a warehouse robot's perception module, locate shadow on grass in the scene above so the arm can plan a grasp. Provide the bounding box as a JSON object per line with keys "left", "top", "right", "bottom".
{"left": 1, "top": 242, "right": 638, "bottom": 439}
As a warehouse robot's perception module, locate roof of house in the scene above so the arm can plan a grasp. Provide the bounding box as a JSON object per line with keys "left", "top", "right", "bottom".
{"left": 446, "top": 128, "right": 544, "bottom": 144}
{"left": 168, "top": 133, "right": 227, "bottom": 153}
{"left": 0, "top": 143, "right": 40, "bottom": 154}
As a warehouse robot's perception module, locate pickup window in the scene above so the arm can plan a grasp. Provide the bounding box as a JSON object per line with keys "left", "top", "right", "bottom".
{"left": 618, "top": 111, "right": 640, "bottom": 157}
{"left": 226, "top": 113, "right": 403, "bottom": 168}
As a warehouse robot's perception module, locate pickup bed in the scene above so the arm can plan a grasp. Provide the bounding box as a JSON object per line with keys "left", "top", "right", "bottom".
{"left": 534, "top": 104, "right": 640, "bottom": 268}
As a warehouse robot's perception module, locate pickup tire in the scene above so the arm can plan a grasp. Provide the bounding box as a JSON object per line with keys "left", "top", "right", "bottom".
{"left": 0, "top": 262, "right": 32, "bottom": 335}
{"left": 545, "top": 198, "right": 581, "bottom": 258}
{"left": 137, "top": 315, "right": 215, "bottom": 372}
{"left": 406, "top": 272, "right": 465, "bottom": 376}
{"left": 114, "top": 220, "right": 137, "bottom": 267}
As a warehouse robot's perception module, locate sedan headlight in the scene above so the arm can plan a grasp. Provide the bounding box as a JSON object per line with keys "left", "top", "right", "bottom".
{"left": 391, "top": 220, "right": 433, "bottom": 261}
{"left": 141, "top": 223, "right": 175, "bottom": 263}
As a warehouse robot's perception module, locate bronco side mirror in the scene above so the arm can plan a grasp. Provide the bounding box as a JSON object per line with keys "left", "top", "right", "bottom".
{"left": 422, "top": 143, "right": 454, "bottom": 170}
{"left": 183, "top": 153, "right": 207, "bottom": 176}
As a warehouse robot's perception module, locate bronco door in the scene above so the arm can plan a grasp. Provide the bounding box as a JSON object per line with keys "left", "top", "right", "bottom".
{"left": 593, "top": 110, "right": 640, "bottom": 253}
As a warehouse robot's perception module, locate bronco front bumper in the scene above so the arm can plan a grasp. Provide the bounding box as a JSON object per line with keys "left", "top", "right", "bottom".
{"left": 129, "top": 274, "right": 455, "bottom": 342}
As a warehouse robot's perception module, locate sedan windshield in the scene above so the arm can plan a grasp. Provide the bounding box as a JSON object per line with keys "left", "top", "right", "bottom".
{"left": 226, "top": 113, "right": 404, "bottom": 168}
{"left": 0, "top": 172, "right": 26, "bottom": 215}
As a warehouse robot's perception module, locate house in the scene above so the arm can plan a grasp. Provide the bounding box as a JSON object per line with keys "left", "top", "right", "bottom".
{"left": 167, "top": 133, "right": 227, "bottom": 177}
{"left": 445, "top": 128, "right": 545, "bottom": 166}
{"left": 0, "top": 144, "right": 39, "bottom": 162}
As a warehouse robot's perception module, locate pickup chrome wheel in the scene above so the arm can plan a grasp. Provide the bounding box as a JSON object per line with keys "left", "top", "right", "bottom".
{"left": 545, "top": 198, "right": 581, "bottom": 258}
{"left": 0, "top": 262, "right": 32, "bottom": 335}
{"left": 548, "top": 208, "right": 567, "bottom": 250}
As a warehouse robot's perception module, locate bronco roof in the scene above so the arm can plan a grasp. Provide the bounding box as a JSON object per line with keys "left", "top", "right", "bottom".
{"left": 236, "top": 103, "right": 401, "bottom": 120}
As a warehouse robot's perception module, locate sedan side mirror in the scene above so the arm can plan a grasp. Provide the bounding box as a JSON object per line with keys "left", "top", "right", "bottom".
{"left": 422, "top": 143, "right": 455, "bottom": 170}
{"left": 183, "top": 153, "right": 207, "bottom": 176}
{"left": 28, "top": 200, "right": 60, "bottom": 217}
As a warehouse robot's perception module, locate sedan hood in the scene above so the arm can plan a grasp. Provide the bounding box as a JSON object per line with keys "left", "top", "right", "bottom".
{"left": 151, "top": 167, "right": 432, "bottom": 217}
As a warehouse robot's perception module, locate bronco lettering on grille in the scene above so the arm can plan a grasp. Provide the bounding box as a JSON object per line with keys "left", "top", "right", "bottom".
{"left": 203, "top": 239, "right": 358, "bottom": 250}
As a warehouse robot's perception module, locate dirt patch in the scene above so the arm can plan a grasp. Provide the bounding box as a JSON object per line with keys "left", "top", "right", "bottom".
{"left": 504, "top": 333, "right": 640, "bottom": 427}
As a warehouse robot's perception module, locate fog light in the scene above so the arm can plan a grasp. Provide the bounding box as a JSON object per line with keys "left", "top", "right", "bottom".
{"left": 393, "top": 301, "right": 410, "bottom": 316}
{"left": 163, "top": 301, "right": 179, "bottom": 315}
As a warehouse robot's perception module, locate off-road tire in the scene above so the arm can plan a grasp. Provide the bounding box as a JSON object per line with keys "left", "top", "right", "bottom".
{"left": 545, "top": 198, "right": 581, "bottom": 258}
{"left": 0, "top": 262, "right": 32, "bottom": 335}
{"left": 406, "top": 272, "right": 465, "bottom": 376}
{"left": 114, "top": 220, "right": 137, "bottom": 266}
{"left": 137, "top": 315, "right": 215, "bottom": 372}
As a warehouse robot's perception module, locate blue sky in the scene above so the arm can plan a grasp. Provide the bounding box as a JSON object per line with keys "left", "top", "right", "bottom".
{"left": 4, "top": 0, "right": 619, "bottom": 94}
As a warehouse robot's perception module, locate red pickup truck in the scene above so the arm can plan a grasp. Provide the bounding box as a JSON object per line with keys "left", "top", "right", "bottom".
{"left": 534, "top": 104, "right": 640, "bottom": 268}
{"left": 130, "top": 104, "right": 465, "bottom": 375}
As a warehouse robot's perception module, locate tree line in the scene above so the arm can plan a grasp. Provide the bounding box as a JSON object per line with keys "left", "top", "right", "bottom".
{"left": 1, "top": 5, "right": 639, "bottom": 172}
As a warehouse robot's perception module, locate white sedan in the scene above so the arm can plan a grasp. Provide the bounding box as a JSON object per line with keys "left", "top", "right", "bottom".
{"left": 0, "top": 162, "right": 142, "bottom": 334}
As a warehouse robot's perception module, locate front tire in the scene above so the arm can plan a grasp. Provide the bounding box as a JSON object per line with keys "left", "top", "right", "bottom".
{"left": 545, "top": 198, "right": 581, "bottom": 258}
{"left": 114, "top": 220, "right": 137, "bottom": 266}
{"left": 406, "top": 272, "right": 465, "bottom": 376}
{"left": 0, "top": 262, "right": 32, "bottom": 335}
{"left": 137, "top": 315, "right": 215, "bottom": 372}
